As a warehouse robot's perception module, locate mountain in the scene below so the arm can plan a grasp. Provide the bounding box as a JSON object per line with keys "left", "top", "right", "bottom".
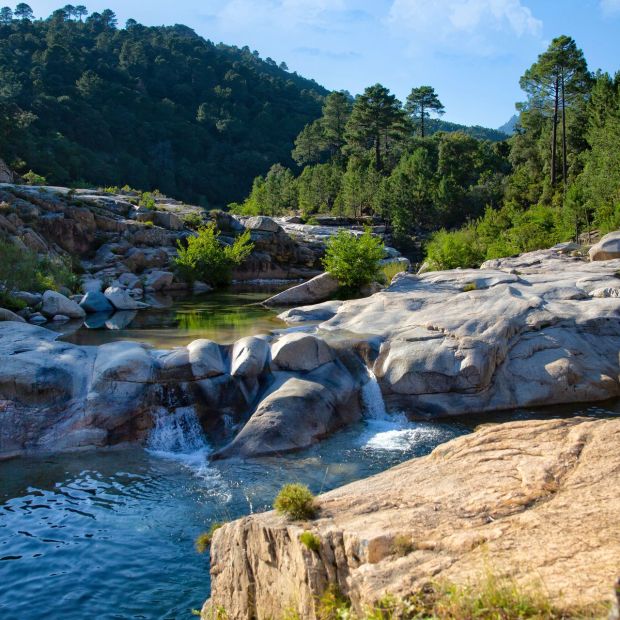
{"left": 0, "top": 11, "right": 327, "bottom": 206}
{"left": 497, "top": 114, "right": 519, "bottom": 136}
{"left": 426, "top": 118, "right": 509, "bottom": 141}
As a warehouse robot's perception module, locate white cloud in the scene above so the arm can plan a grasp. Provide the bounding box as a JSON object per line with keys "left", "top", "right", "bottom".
{"left": 600, "top": 0, "right": 620, "bottom": 15}
{"left": 387, "top": 0, "right": 542, "bottom": 54}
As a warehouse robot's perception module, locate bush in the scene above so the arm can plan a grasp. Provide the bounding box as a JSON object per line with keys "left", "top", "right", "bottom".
{"left": 274, "top": 483, "right": 317, "bottom": 521}
{"left": 183, "top": 212, "right": 205, "bottom": 230}
{"left": 0, "top": 238, "right": 80, "bottom": 294}
{"left": 139, "top": 192, "right": 156, "bottom": 210}
{"left": 299, "top": 531, "right": 321, "bottom": 552}
{"left": 425, "top": 226, "right": 485, "bottom": 271}
{"left": 22, "top": 170, "right": 47, "bottom": 185}
{"left": 195, "top": 522, "right": 224, "bottom": 554}
{"left": 174, "top": 224, "right": 254, "bottom": 288}
{"left": 322, "top": 229, "right": 385, "bottom": 290}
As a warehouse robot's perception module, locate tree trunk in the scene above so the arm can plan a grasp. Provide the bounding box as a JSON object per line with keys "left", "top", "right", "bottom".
{"left": 551, "top": 75, "right": 559, "bottom": 187}
{"left": 561, "top": 69, "right": 568, "bottom": 187}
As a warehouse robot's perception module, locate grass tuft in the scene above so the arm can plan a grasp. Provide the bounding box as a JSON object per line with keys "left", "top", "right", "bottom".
{"left": 299, "top": 531, "right": 321, "bottom": 552}
{"left": 195, "top": 522, "right": 224, "bottom": 554}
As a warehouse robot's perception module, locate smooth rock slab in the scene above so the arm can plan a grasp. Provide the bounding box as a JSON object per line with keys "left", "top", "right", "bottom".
{"left": 589, "top": 230, "right": 620, "bottom": 261}
{"left": 104, "top": 286, "right": 149, "bottom": 310}
{"left": 271, "top": 332, "right": 334, "bottom": 371}
{"left": 262, "top": 272, "right": 339, "bottom": 307}
{"left": 230, "top": 336, "right": 270, "bottom": 378}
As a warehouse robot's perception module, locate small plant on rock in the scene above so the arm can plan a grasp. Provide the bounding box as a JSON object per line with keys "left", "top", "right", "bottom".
{"left": 299, "top": 531, "right": 321, "bottom": 552}
{"left": 195, "top": 522, "right": 224, "bottom": 553}
{"left": 391, "top": 534, "right": 415, "bottom": 557}
{"left": 274, "top": 483, "right": 317, "bottom": 521}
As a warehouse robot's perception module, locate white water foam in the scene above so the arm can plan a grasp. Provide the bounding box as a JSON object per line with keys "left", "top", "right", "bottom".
{"left": 361, "top": 368, "right": 440, "bottom": 452}
{"left": 147, "top": 407, "right": 228, "bottom": 493}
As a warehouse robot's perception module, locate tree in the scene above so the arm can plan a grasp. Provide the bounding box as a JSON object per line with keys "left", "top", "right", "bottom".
{"left": 519, "top": 36, "right": 590, "bottom": 188}
{"left": 0, "top": 6, "right": 12, "bottom": 24}
{"left": 63, "top": 4, "right": 76, "bottom": 19}
{"left": 292, "top": 120, "right": 325, "bottom": 166}
{"left": 345, "top": 84, "right": 409, "bottom": 172}
{"left": 14, "top": 3, "right": 33, "bottom": 20}
{"left": 405, "top": 86, "right": 445, "bottom": 138}
{"left": 74, "top": 5, "right": 87, "bottom": 21}
{"left": 100, "top": 8, "right": 117, "bottom": 28}
{"left": 321, "top": 91, "right": 351, "bottom": 163}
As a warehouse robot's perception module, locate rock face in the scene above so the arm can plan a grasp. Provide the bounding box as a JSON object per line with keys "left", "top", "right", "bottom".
{"left": 263, "top": 272, "right": 340, "bottom": 306}
{"left": 278, "top": 248, "right": 620, "bottom": 416}
{"left": 589, "top": 231, "right": 620, "bottom": 261}
{"left": 205, "top": 417, "right": 620, "bottom": 619}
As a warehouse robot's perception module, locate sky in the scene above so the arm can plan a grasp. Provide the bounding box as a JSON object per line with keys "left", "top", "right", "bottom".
{"left": 24, "top": 0, "right": 620, "bottom": 128}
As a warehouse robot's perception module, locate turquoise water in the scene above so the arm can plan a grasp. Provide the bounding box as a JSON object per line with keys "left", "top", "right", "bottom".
{"left": 0, "top": 416, "right": 469, "bottom": 620}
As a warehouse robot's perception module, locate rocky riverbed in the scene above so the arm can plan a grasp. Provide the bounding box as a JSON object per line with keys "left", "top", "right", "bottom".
{"left": 3, "top": 242, "right": 620, "bottom": 459}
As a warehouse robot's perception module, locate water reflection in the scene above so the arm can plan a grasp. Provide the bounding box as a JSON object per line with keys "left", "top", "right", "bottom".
{"left": 52, "top": 284, "right": 288, "bottom": 348}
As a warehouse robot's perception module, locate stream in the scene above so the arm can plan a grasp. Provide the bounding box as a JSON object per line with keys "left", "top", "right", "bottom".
{"left": 1, "top": 289, "right": 618, "bottom": 619}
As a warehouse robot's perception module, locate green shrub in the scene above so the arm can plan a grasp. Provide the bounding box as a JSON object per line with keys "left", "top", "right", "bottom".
{"left": 183, "top": 212, "right": 204, "bottom": 230}
{"left": 274, "top": 483, "right": 317, "bottom": 521}
{"left": 299, "top": 531, "right": 321, "bottom": 552}
{"left": 425, "top": 226, "right": 485, "bottom": 271}
{"left": 195, "top": 522, "right": 224, "bottom": 554}
{"left": 380, "top": 261, "right": 407, "bottom": 285}
{"left": 0, "top": 291, "right": 27, "bottom": 311}
{"left": 0, "top": 237, "right": 80, "bottom": 294}
{"left": 317, "top": 584, "right": 351, "bottom": 620}
{"left": 22, "top": 170, "right": 47, "bottom": 185}
{"left": 174, "top": 224, "right": 254, "bottom": 288}
{"left": 322, "top": 229, "right": 385, "bottom": 290}
{"left": 139, "top": 191, "right": 156, "bottom": 210}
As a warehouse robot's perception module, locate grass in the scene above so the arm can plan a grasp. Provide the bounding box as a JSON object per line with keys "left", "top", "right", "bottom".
{"left": 462, "top": 281, "right": 478, "bottom": 292}
{"left": 313, "top": 572, "right": 605, "bottom": 620}
{"left": 380, "top": 261, "right": 407, "bottom": 284}
{"left": 299, "top": 531, "right": 321, "bottom": 552}
{"left": 391, "top": 534, "right": 415, "bottom": 557}
{"left": 195, "top": 522, "right": 224, "bottom": 554}
{"left": 274, "top": 483, "right": 317, "bottom": 521}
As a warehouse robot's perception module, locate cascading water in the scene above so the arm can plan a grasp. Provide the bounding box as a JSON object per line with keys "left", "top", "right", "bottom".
{"left": 147, "top": 406, "right": 226, "bottom": 489}
{"left": 361, "top": 368, "right": 443, "bottom": 452}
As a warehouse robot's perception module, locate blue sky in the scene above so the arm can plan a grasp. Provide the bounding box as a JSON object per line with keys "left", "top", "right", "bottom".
{"left": 25, "top": 0, "right": 620, "bottom": 127}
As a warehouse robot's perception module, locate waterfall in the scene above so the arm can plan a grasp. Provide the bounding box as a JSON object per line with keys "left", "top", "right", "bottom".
{"left": 361, "top": 367, "right": 389, "bottom": 420}
{"left": 147, "top": 406, "right": 207, "bottom": 454}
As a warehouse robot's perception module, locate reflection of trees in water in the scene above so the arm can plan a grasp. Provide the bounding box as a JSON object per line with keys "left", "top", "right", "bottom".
{"left": 175, "top": 306, "right": 276, "bottom": 333}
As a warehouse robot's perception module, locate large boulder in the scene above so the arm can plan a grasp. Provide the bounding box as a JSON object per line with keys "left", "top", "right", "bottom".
{"left": 187, "top": 339, "right": 227, "bottom": 379}
{"left": 79, "top": 291, "right": 114, "bottom": 314}
{"left": 263, "top": 272, "right": 339, "bottom": 307}
{"left": 244, "top": 215, "right": 282, "bottom": 233}
{"left": 277, "top": 300, "right": 343, "bottom": 324}
{"left": 271, "top": 332, "right": 334, "bottom": 371}
{"left": 230, "top": 336, "right": 270, "bottom": 378}
{"left": 0, "top": 309, "right": 25, "bottom": 322}
{"left": 589, "top": 231, "right": 620, "bottom": 261}
{"left": 41, "top": 290, "right": 86, "bottom": 319}
{"left": 104, "top": 286, "right": 149, "bottom": 310}
{"left": 144, "top": 270, "right": 174, "bottom": 291}
{"left": 205, "top": 417, "right": 620, "bottom": 620}
{"left": 215, "top": 360, "right": 361, "bottom": 459}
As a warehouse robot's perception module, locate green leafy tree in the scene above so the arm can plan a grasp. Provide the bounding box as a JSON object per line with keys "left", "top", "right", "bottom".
{"left": 74, "top": 5, "right": 87, "bottom": 21}
{"left": 292, "top": 120, "right": 326, "bottom": 166}
{"left": 345, "top": 84, "right": 409, "bottom": 172}
{"left": 321, "top": 91, "right": 351, "bottom": 163}
{"left": 322, "top": 228, "right": 385, "bottom": 289}
{"left": 297, "top": 163, "right": 342, "bottom": 216}
{"left": 174, "top": 224, "right": 254, "bottom": 287}
{"left": 339, "top": 159, "right": 382, "bottom": 218}
{"left": 405, "top": 86, "right": 445, "bottom": 137}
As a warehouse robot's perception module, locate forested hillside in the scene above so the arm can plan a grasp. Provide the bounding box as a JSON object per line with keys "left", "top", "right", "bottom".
{"left": 233, "top": 36, "right": 620, "bottom": 267}
{"left": 0, "top": 4, "right": 326, "bottom": 205}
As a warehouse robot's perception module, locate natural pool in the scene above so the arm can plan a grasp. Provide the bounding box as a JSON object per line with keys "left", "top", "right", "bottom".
{"left": 50, "top": 284, "right": 288, "bottom": 348}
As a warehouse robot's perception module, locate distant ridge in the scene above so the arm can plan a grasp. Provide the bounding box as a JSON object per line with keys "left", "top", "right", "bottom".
{"left": 426, "top": 118, "right": 509, "bottom": 141}
{"left": 497, "top": 115, "right": 519, "bottom": 136}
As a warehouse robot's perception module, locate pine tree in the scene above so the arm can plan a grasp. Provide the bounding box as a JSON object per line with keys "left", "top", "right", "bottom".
{"left": 405, "top": 86, "right": 445, "bottom": 138}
